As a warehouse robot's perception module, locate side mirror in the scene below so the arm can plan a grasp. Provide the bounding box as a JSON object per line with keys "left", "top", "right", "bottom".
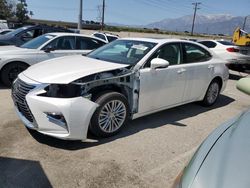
{"left": 236, "top": 78, "right": 250, "bottom": 96}
{"left": 44, "top": 46, "right": 55, "bottom": 53}
{"left": 150, "top": 58, "right": 169, "bottom": 69}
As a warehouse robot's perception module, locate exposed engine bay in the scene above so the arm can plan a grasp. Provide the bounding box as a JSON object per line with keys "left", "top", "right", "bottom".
{"left": 41, "top": 67, "right": 140, "bottom": 115}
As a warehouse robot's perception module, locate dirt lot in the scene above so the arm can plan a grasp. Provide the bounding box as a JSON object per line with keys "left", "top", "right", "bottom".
{"left": 81, "top": 29, "right": 210, "bottom": 40}
{"left": 0, "top": 71, "right": 249, "bottom": 188}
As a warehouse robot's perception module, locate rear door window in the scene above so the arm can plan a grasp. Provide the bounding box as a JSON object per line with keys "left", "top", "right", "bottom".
{"left": 20, "top": 28, "right": 43, "bottom": 40}
{"left": 183, "top": 43, "right": 212, "bottom": 63}
{"left": 76, "top": 37, "right": 105, "bottom": 50}
{"left": 45, "top": 36, "right": 76, "bottom": 50}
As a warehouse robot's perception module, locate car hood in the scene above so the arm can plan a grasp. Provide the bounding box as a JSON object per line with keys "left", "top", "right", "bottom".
{"left": 0, "top": 46, "right": 37, "bottom": 54}
{"left": 190, "top": 109, "right": 250, "bottom": 188}
{"left": 23, "top": 55, "right": 129, "bottom": 84}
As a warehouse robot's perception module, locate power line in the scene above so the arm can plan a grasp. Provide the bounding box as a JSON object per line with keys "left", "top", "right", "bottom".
{"left": 31, "top": 6, "right": 96, "bottom": 12}
{"left": 191, "top": 2, "right": 201, "bottom": 35}
{"left": 156, "top": 0, "right": 192, "bottom": 10}
{"left": 136, "top": 0, "right": 191, "bottom": 15}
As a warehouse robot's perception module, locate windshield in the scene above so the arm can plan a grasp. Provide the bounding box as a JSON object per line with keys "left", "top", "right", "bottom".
{"left": 5, "top": 27, "right": 29, "bottom": 36}
{"left": 107, "top": 36, "right": 118, "bottom": 42}
{"left": 87, "top": 40, "right": 157, "bottom": 65}
{"left": 20, "top": 34, "right": 56, "bottom": 49}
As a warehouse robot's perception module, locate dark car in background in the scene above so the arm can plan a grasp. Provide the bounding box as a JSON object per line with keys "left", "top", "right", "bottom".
{"left": 0, "top": 25, "right": 74, "bottom": 46}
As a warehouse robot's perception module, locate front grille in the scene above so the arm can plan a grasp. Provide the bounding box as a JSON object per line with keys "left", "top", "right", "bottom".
{"left": 12, "top": 79, "right": 36, "bottom": 123}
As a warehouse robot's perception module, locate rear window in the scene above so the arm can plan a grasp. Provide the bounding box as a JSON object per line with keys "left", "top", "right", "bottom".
{"left": 199, "top": 41, "right": 217, "bottom": 48}
{"left": 94, "top": 33, "right": 106, "bottom": 41}
{"left": 107, "top": 36, "right": 118, "bottom": 42}
{"left": 217, "top": 41, "right": 234, "bottom": 46}
{"left": 183, "top": 43, "right": 212, "bottom": 63}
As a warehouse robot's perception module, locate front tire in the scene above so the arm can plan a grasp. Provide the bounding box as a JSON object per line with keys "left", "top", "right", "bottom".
{"left": 202, "top": 80, "right": 221, "bottom": 106}
{"left": 89, "top": 92, "right": 129, "bottom": 137}
{"left": 1, "top": 63, "right": 28, "bottom": 87}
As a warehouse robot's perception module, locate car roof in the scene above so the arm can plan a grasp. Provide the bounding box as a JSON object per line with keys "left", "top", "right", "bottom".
{"left": 47, "top": 32, "right": 108, "bottom": 42}
{"left": 93, "top": 32, "right": 119, "bottom": 37}
{"left": 199, "top": 39, "right": 235, "bottom": 46}
{"left": 120, "top": 37, "right": 199, "bottom": 45}
{"left": 21, "top": 25, "right": 71, "bottom": 31}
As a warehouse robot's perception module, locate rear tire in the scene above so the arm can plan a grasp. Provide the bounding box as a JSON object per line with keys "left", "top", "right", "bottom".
{"left": 202, "top": 80, "right": 221, "bottom": 106}
{"left": 1, "top": 63, "right": 28, "bottom": 87}
{"left": 89, "top": 92, "right": 129, "bottom": 138}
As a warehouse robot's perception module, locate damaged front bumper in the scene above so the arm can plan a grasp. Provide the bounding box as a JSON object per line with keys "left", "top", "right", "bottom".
{"left": 12, "top": 73, "right": 99, "bottom": 140}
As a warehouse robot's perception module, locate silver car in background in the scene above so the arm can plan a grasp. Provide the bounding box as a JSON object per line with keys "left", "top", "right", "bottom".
{"left": 0, "top": 33, "right": 106, "bottom": 86}
{"left": 173, "top": 77, "right": 250, "bottom": 188}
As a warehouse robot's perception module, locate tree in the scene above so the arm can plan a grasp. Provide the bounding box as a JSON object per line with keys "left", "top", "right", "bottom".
{"left": 15, "top": 0, "right": 29, "bottom": 23}
{"left": 0, "top": 0, "right": 14, "bottom": 19}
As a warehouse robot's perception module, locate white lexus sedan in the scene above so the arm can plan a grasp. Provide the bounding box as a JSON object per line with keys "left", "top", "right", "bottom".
{"left": 0, "top": 33, "right": 106, "bottom": 86}
{"left": 12, "top": 38, "right": 229, "bottom": 140}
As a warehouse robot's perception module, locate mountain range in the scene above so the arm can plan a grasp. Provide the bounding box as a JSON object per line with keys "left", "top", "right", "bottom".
{"left": 146, "top": 14, "right": 250, "bottom": 35}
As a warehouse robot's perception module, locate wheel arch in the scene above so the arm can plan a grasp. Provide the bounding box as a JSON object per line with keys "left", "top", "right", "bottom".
{"left": 0, "top": 61, "right": 30, "bottom": 74}
{"left": 0, "top": 61, "right": 30, "bottom": 86}
{"left": 89, "top": 83, "right": 132, "bottom": 113}
{"left": 89, "top": 84, "right": 129, "bottom": 101}
{"left": 211, "top": 76, "right": 223, "bottom": 90}
{"left": 198, "top": 75, "right": 224, "bottom": 102}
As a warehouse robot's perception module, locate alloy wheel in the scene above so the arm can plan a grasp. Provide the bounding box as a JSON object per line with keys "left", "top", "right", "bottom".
{"left": 98, "top": 100, "right": 127, "bottom": 133}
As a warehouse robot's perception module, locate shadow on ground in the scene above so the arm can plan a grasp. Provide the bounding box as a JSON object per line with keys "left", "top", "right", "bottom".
{"left": 0, "top": 157, "right": 52, "bottom": 188}
{"left": 28, "top": 95, "right": 234, "bottom": 150}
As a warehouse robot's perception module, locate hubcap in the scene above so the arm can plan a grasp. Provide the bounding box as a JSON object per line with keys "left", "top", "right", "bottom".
{"left": 98, "top": 100, "right": 126, "bottom": 133}
{"left": 207, "top": 83, "right": 219, "bottom": 104}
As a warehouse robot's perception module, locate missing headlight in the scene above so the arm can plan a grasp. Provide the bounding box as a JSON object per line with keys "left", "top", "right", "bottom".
{"left": 39, "top": 84, "right": 84, "bottom": 98}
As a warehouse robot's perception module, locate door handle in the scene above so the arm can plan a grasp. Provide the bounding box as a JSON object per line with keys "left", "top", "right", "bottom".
{"left": 177, "top": 68, "right": 186, "bottom": 74}
{"left": 208, "top": 65, "right": 214, "bottom": 69}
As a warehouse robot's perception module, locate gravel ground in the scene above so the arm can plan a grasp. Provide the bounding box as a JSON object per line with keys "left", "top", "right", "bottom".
{"left": 0, "top": 71, "right": 249, "bottom": 188}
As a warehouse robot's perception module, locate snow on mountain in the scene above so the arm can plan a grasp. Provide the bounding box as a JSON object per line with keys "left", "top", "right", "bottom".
{"left": 146, "top": 14, "right": 249, "bottom": 35}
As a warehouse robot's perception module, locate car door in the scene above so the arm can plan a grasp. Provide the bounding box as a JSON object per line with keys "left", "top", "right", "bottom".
{"left": 181, "top": 42, "right": 214, "bottom": 102}
{"left": 36, "top": 36, "right": 79, "bottom": 63}
{"left": 138, "top": 43, "right": 188, "bottom": 115}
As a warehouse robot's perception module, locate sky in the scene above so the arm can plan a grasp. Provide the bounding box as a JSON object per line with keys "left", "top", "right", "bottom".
{"left": 26, "top": 0, "right": 250, "bottom": 25}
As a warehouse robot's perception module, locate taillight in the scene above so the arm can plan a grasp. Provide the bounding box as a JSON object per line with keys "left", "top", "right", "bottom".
{"left": 226, "top": 47, "right": 239, "bottom": 52}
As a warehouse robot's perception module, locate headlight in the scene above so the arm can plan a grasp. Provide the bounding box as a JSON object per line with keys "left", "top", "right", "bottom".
{"left": 39, "top": 84, "right": 85, "bottom": 98}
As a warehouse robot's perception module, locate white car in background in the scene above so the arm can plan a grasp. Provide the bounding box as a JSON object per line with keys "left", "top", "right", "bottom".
{"left": 0, "top": 20, "right": 9, "bottom": 30}
{"left": 0, "top": 33, "right": 107, "bottom": 86}
{"left": 92, "top": 32, "right": 119, "bottom": 43}
{"left": 12, "top": 38, "right": 228, "bottom": 140}
{"left": 199, "top": 40, "right": 250, "bottom": 64}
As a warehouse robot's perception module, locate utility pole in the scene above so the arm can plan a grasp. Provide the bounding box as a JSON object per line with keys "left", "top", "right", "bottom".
{"left": 78, "top": 0, "right": 83, "bottom": 30}
{"left": 101, "top": 0, "right": 105, "bottom": 30}
{"left": 243, "top": 16, "right": 248, "bottom": 30}
{"left": 191, "top": 2, "right": 201, "bottom": 36}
